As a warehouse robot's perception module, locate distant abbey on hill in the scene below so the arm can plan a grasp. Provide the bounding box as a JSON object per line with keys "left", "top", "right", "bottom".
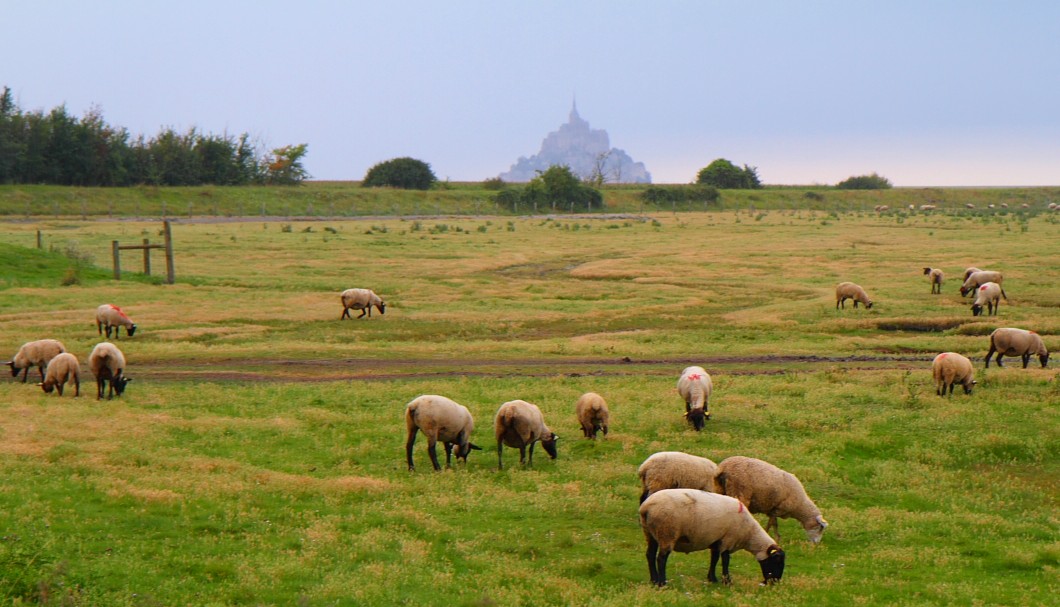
{"left": 499, "top": 102, "right": 651, "bottom": 184}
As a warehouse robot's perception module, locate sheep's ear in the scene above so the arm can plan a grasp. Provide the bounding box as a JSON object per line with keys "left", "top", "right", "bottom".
{"left": 817, "top": 515, "right": 828, "bottom": 528}
{"left": 3, "top": 361, "right": 12, "bottom": 368}
{"left": 35, "top": 382, "right": 43, "bottom": 387}
{"left": 767, "top": 545, "right": 781, "bottom": 555}
{"left": 551, "top": 433, "right": 559, "bottom": 441}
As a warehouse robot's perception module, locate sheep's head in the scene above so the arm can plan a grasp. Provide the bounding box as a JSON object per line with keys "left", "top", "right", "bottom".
{"left": 540, "top": 432, "right": 558, "bottom": 459}
{"left": 38, "top": 381, "right": 54, "bottom": 394}
{"left": 922, "top": 267, "right": 932, "bottom": 275}
{"left": 1039, "top": 352, "right": 1050, "bottom": 368}
{"left": 376, "top": 302, "right": 386, "bottom": 315}
{"left": 805, "top": 515, "right": 828, "bottom": 544}
{"left": 864, "top": 301, "right": 874, "bottom": 309}
{"left": 126, "top": 324, "right": 137, "bottom": 337}
{"left": 758, "top": 545, "right": 785, "bottom": 584}
{"left": 685, "top": 408, "right": 707, "bottom": 431}
{"left": 113, "top": 375, "right": 132, "bottom": 396}
{"left": 5, "top": 361, "right": 18, "bottom": 377}
{"left": 962, "top": 380, "right": 976, "bottom": 395}
{"left": 971, "top": 304, "right": 984, "bottom": 316}
{"left": 454, "top": 442, "right": 482, "bottom": 463}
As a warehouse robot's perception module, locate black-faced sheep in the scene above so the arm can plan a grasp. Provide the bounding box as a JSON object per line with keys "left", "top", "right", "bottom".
{"left": 5, "top": 339, "right": 66, "bottom": 383}
{"left": 494, "top": 399, "right": 557, "bottom": 470}
{"left": 960, "top": 271, "right": 1005, "bottom": 297}
{"left": 676, "top": 366, "right": 713, "bottom": 430}
{"left": 932, "top": 352, "right": 976, "bottom": 396}
{"left": 638, "top": 451, "right": 718, "bottom": 504}
{"left": 340, "top": 288, "right": 386, "bottom": 319}
{"left": 640, "top": 489, "right": 785, "bottom": 587}
{"left": 404, "top": 394, "right": 482, "bottom": 471}
{"left": 574, "top": 392, "right": 609, "bottom": 439}
{"left": 985, "top": 328, "right": 1049, "bottom": 368}
{"left": 89, "top": 342, "right": 131, "bottom": 400}
{"left": 39, "top": 352, "right": 80, "bottom": 397}
{"left": 714, "top": 456, "right": 828, "bottom": 544}
{"left": 835, "top": 282, "right": 873, "bottom": 309}
{"left": 971, "top": 282, "right": 1004, "bottom": 316}
{"left": 923, "top": 267, "right": 944, "bottom": 294}
{"left": 96, "top": 304, "right": 137, "bottom": 338}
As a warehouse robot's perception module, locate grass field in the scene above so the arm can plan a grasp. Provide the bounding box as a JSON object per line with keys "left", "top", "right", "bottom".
{"left": 0, "top": 197, "right": 1058, "bottom": 605}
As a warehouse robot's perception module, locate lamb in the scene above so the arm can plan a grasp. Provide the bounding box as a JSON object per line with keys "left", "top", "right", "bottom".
{"left": 404, "top": 394, "right": 482, "bottom": 471}
{"left": 38, "top": 352, "right": 80, "bottom": 397}
{"left": 923, "top": 267, "right": 944, "bottom": 294}
{"left": 637, "top": 451, "right": 718, "bottom": 504}
{"left": 494, "top": 399, "right": 558, "bottom": 470}
{"left": 574, "top": 392, "right": 610, "bottom": 439}
{"left": 676, "top": 366, "right": 713, "bottom": 430}
{"left": 971, "top": 282, "right": 1004, "bottom": 316}
{"left": 340, "top": 288, "right": 386, "bottom": 319}
{"left": 985, "top": 328, "right": 1049, "bottom": 368}
{"left": 835, "top": 282, "right": 873, "bottom": 309}
{"left": 960, "top": 271, "right": 1005, "bottom": 297}
{"left": 96, "top": 304, "right": 137, "bottom": 338}
{"left": 640, "top": 489, "right": 786, "bottom": 587}
{"left": 714, "top": 456, "right": 828, "bottom": 544}
{"left": 89, "top": 342, "right": 132, "bottom": 400}
{"left": 932, "top": 352, "right": 976, "bottom": 396}
{"left": 6, "top": 339, "right": 66, "bottom": 383}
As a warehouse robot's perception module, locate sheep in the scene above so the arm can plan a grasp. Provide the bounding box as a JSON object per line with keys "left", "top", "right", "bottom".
{"left": 873, "top": 204, "right": 889, "bottom": 212}
{"left": 640, "top": 489, "right": 786, "bottom": 587}
{"left": 835, "top": 282, "right": 873, "bottom": 310}
{"left": 919, "top": 204, "right": 936, "bottom": 211}
{"left": 676, "top": 366, "right": 713, "bottom": 430}
{"left": 6, "top": 339, "right": 66, "bottom": 383}
{"left": 340, "top": 288, "right": 386, "bottom": 319}
{"left": 89, "top": 342, "right": 132, "bottom": 400}
{"left": 932, "top": 352, "right": 976, "bottom": 396}
{"left": 923, "top": 267, "right": 944, "bottom": 294}
{"left": 494, "top": 399, "right": 558, "bottom": 470}
{"left": 965, "top": 203, "right": 975, "bottom": 209}
{"left": 637, "top": 451, "right": 718, "bottom": 504}
{"left": 714, "top": 456, "right": 828, "bottom": 544}
{"left": 96, "top": 304, "right": 137, "bottom": 338}
{"left": 404, "top": 394, "right": 482, "bottom": 471}
{"left": 962, "top": 267, "right": 983, "bottom": 283}
{"left": 960, "top": 270, "right": 1005, "bottom": 297}
{"left": 574, "top": 392, "right": 610, "bottom": 439}
{"left": 971, "top": 282, "right": 1004, "bottom": 316}
{"left": 985, "top": 328, "right": 1049, "bottom": 368}
{"left": 38, "top": 352, "right": 80, "bottom": 397}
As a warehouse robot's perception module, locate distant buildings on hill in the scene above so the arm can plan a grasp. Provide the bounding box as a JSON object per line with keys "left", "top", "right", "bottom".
{"left": 499, "top": 102, "right": 651, "bottom": 184}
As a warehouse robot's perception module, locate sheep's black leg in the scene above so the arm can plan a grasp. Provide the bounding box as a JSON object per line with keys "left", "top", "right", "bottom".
{"left": 20, "top": 367, "right": 28, "bottom": 383}
{"left": 56, "top": 383, "right": 63, "bottom": 396}
{"left": 405, "top": 431, "right": 417, "bottom": 471}
{"left": 1022, "top": 354, "right": 1030, "bottom": 368}
{"left": 443, "top": 442, "right": 454, "bottom": 468}
{"left": 427, "top": 439, "right": 442, "bottom": 471}
{"left": 341, "top": 307, "right": 349, "bottom": 320}
{"left": 720, "top": 550, "right": 732, "bottom": 585}
{"left": 96, "top": 378, "right": 104, "bottom": 400}
{"left": 646, "top": 537, "right": 659, "bottom": 585}
{"left": 656, "top": 548, "right": 670, "bottom": 587}
{"left": 708, "top": 543, "right": 721, "bottom": 583}
{"left": 995, "top": 353, "right": 1004, "bottom": 367}
{"left": 497, "top": 440, "right": 504, "bottom": 470}
{"left": 73, "top": 377, "right": 79, "bottom": 397}
{"left": 985, "top": 346, "right": 995, "bottom": 367}
{"left": 357, "top": 309, "right": 367, "bottom": 318}
{"left": 528, "top": 443, "right": 536, "bottom": 466}
{"left": 518, "top": 445, "right": 527, "bottom": 465}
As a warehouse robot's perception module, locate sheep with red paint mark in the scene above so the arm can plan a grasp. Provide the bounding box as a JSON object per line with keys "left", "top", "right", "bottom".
{"left": 714, "top": 456, "right": 828, "bottom": 544}
{"left": 677, "top": 366, "right": 713, "bottom": 430}
{"left": 96, "top": 304, "right": 137, "bottom": 338}
{"left": 985, "top": 328, "right": 1049, "bottom": 368}
{"left": 960, "top": 271, "right": 1005, "bottom": 297}
{"left": 971, "top": 282, "right": 1005, "bottom": 316}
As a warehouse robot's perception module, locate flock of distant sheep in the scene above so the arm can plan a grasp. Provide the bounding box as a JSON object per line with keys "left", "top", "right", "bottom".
{"left": 5, "top": 267, "right": 1050, "bottom": 589}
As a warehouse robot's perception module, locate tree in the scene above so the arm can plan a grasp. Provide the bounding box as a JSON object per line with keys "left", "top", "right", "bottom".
{"left": 264, "top": 143, "right": 310, "bottom": 185}
{"left": 362, "top": 157, "right": 436, "bottom": 190}
{"left": 696, "top": 158, "right": 761, "bottom": 189}
{"left": 496, "top": 165, "right": 602, "bottom": 212}
{"left": 836, "top": 173, "right": 892, "bottom": 190}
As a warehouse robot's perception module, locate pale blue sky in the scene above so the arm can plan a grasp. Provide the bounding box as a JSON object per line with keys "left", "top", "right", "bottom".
{"left": 4, "top": 1, "right": 1058, "bottom": 185}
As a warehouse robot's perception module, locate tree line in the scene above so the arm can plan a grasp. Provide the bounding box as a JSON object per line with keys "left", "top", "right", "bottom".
{"left": 0, "top": 87, "right": 308, "bottom": 186}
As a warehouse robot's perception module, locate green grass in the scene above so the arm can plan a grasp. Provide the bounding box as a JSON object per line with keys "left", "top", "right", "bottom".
{"left": 0, "top": 196, "right": 1057, "bottom": 605}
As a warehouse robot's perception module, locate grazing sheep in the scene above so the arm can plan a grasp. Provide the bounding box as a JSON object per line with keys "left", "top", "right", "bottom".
{"left": 923, "top": 267, "right": 944, "bottom": 294}
{"left": 38, "top": 352, "right": 80, "bottom": 397}
{"left": 404, "top": 394, "right": 482, "bottom": 471}
{"left": 494, "top": 399, "right": 558, "bottom": 470}
{"left": 960, "top": 271, "right": 1005, "bottom": 297}
{"left": 932, "top": 352, "right": 976, "bottom": 396}
{"left": 835, "top": 282, "right": 873, "bottom": 309}
{"left": 714, "top": 456, "right": 828, "bottom": 544}
{"left": 873, "top": 205, "right": 889, "bottom": 212}
{"left": 962, "top": 267, "right": 983, "bottom": 283}
{"left": 640, "top": 489, "right": 786, "bottom": 587}
{"left": 985, "top": 328, "right": 1049, "bottom": 368}
{"left": 340, "top": 288, "right": 386, "bottom": 319}
{"left": 574, "top": 392, "right": 610, "bottom": 439}
{"left": 676, "top": 366, "right": 713, "bottom": 430}
{"left": 89, "top": 342, "right": 131, "bottom": 400}
{"left": 918, "top": 204, "right": 936, "bottom": 211}
{"left": 965, "top": 203, "right": 975, "bottom": 209}
{"left": 638, "top": 451, "right": 718, "bottom": 504}
{"left": 6, "top": 339, "right": 66, "bottom": 383}
{"left": 96, "top": 304, "right": 137, "bottom": 338}
{"left": 971, "top": 282, "right": 1004, "bottom": 317}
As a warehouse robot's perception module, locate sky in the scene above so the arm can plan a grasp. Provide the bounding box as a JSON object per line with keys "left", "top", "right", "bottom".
{"left": 4, "top": 1, "right": 1059, "bottom": 186}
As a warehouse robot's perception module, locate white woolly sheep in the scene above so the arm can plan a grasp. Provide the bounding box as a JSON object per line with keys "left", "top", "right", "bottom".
{"left": 960, "top": 270, "right": 1004, "bottom": 297}
{"left": 971, "top": 282, "right": 1004, "bottom": 317}
{"left": 39, "top": 352, "right": 80, "bottom": 397}
{"left": 965, "top": 203, "right": 975, "bottom": 209}
{"left": 835, "top": 282, "right": 873, "bottom": 310}
{"left": 405, "top": 394, "right": 482, "bottom": 471}
{"left": 89, "top": 342, "right": 131, "bottom": 400}
{"left": 676, "top": 366, "right": 713, "bottom": 430}
{"left": 96, "top": 304, "right": 137, "bottom": 338}
{"left": 714, "top": 456, "right": 828, "bottom": 544}
{"left": 922, "top": 267, "right": 944, "bottom": 294}
{"left": 919, "top": 204, "right": 936, "bottom": 211}
{"left": 932, "top": 352, "right": 976, "bottom": 396}
{"left": 575, "top": 392, "right": 610, "bottom": 439}
{"left": 638, "top": 451, "right": 718, "bottom": 504}
{"left": 640, "top": 489, "right": 786, "bottom": 587}
{"left": 494, "top": 399, "right": 558, "bottom": 470}
{"left": 340, "top": 288, "right": 386, "bottom": 319}
{"left": 962, "top": 267, "right": 982, "bottom": 283}
{"left": 6, "top": 339, "right": 66, "bottom": 383}
{"left": 985, "top": 328, "right": 1049, "bottom": 368}
{"left": 873, "top": 205, "right": 889, "bottom": 212}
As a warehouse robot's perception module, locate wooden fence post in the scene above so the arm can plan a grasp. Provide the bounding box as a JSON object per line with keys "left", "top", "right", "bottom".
{"left": 143, "top": 238, "right": 151, "bottom": 275}
{"left": 112, "top": 241, "right": 121, "bottom": 280}
{"left": 163, "top": 220, "right": 175, "bottom": 284}
{"left": 36, "top": 231, "right": 42, "bottom": 249}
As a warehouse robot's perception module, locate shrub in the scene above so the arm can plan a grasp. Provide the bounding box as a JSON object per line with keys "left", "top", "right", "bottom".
{"left": 363, "top": 157, "right": 436, "bottom": 190}
{"left": 696, "top": 158, "right": 761, "bottom": 189}
{"left": 837, "top": 173, "right": 892, "bottom": 190}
